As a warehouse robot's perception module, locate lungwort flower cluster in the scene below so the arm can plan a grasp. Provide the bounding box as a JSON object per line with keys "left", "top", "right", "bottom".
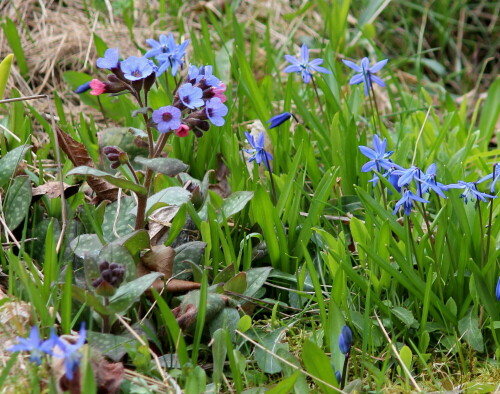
{"left": 152, "top": 65, "right": 228, "bottom": 137}
{"left": 8, "top": 324, "right": 86, "bottom": 381}
{"left": 359, "top": 135, "right": 497, "bottom": 216}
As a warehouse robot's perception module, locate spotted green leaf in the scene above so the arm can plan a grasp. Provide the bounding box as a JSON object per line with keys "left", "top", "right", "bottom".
{"left": 108, "top": 272, "right": 163, "bottom": 313}
{"left": 143, "top": 187, "right": 192, "bottom": 215}
{"left": 218, "top": 191, "right": 254, "bottom": 221}
{"left": 101, "top": 197, "right": 137, "bottom": 242}
{"left": 66, "top": 166, "right": 147, "bottom": 195}
{"left": 3, "top": 175, "right": 31, "bottom": 229}
{"left": 173, "top": 241, "right": 207, "bottom": 280}
{"left": 0, "top": 145, "right": 31, "bottom": 188}
{"left": 134, "top": 156, "right": 189, "bottom": 177}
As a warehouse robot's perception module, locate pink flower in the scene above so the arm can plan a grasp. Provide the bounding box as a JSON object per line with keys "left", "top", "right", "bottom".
{"left": 90, "top": 79, "right": 107, "bottom": 95}
{"left": 175, "top": 124, "right": 190, "bottom": 137}
{"left": 212, "top": 82, "right": 227, "bottom": 103}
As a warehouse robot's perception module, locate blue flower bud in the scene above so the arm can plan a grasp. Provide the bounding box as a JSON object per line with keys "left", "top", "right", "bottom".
{"left": 267, "top": 112, "right": 292, "bottom": 129}
{"left": 338, "top": 325, "right": 353, "bottom": 355}
{"left": 496, "top": 277, "right": 500, "bottom": 301}
{"left": 74, "top": 81, "right": 91, "bottom": 94}
{"left": 335, "top": 370, "right": 342, "bottom": 383}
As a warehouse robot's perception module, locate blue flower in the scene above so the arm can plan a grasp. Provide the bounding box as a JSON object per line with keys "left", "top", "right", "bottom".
{"left": 74, "top": 81, "right": 91, "bottom": 94}
{"left": 338, "top": 325, "right": 353, "bottom": 355}
{"left": 359, "top": 135, "right": 395, "bottom": 172}
{"left": 120, "top": 56, "right": 155, "bottom": 81}
{"left": 54, "top": 323, "right": 86, "bottom": 381}
{"left": 477, "top": 163, "right": 500, "bottom": 193}
{"left": 152, "top": 106, "right": 182, "bottom": 133}
{"left": 178, "top": 83, "right": 204, "bottom": 109}
{"left": 496, "top": 277, "right": 500, "bottom": 301}
{"left": 393, "top": 166, "right": 421, "bottom": 188}
{"left": 417, "top": 163, "right": 448, "bottom": 198}
{"left": 145, "top": 33, "right": 190, "bottom": 77}
{"left": 284, "top": 44, "right": 331, "bottom": 83}
{"left": 8, "top": 326, "right": 57, "bottom": 365}
{"left": 96, "top": 48, "right": 120, "bottom": 70}
{"left": 267, "top": 112, "right": 292, "bottom": 129}
{"left": 206, "top": 97, "right": 228, "bottom": 126}
{"left": 369, "top": 165, "right": 402, "bottom": 193}
{"left": 446, "top": 181, "right": 496, "bottom": 204}
{"left": 393, "top": 190, "right": 430, "bottom": 216}
{"left": 244, "top": 131, "right": 273, "bottom": 169}
{"left": 342, "top": 57, "right": 388, "bottom": 96}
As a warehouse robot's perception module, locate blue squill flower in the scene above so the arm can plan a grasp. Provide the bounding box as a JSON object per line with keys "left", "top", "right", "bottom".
{"left": 342, "top": 57, "right": 388, "bottom": 96}
{"left": 152, "top": 106, "right": 182, "bottom": 133}
{"left": 53, "top": 323, "right": 86, "bottom": 381}
{"left": 477, "top": 163, "right": 500, "bottom": 193}
{"left": 267, "top": 112, "right": 292, "bottom": 129}
{"left": 144, "top": 33, "right": 176, "bottom": 58}
{"left": 393, "top": 166, "right": 421, "bottom": 188}
{"left": 369, "top": 165, "right": 402, "bottom": 193}
{"left": 335, "top": 370, "right": 342, "bottom": 384}
{"left": 244, "top": 132, "right": 273, "bottom": 169}
{"left": 417, "top": 163, "right": 448, "bottom": 198}
{"left": 496, "top": 277, "right": 500, "bottom": 301}
{"left": 446, "top": 181, "right": 496, "bottom": 204}
{"left": 359, "top": 135, "right": 395, "bottom": 172}
{"left": 284, "top": 44, "right": 331, "bottom": 84}
{"left": 8, "top": 326, "right": 58, "bottom": 365}
{"left": 206, "top": 97, "right": 228, "bottom": 126}
{"left": 96, "top": 48, "right": 120, "bottom": 70}
{"left": 120, "top": 56, "right": 155, "bottom": 81}
{"left": 393, "top": 190, "right": 429, "bottom": 216}
{"left": 145, "top": 33, "right": 190, "bottom": 77}
{"left": 338, "top": 325, "right": 353, "bottom": 355}
{"left": 178, "top": 83, "right": 204, "bottom": 109}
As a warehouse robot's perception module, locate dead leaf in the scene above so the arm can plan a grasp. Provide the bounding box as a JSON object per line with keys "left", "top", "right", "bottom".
{"left": 148, "top": 206, "right": 180, "bottom": 246}
{"left": 208, "top": 154, "right": 231, "bottom": 198}
{"left": 32, "top": 181, "right": 80, "bottom": 199}
{"left": 56, "top": 126, "right": 118, "bottom": 202}
{"left": 93, "top": 357, "right": 124, "bottom": 394}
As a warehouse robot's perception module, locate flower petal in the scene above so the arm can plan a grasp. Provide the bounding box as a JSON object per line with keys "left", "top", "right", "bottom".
{"left": 371, "top": 75, "right": 386, "bottom": 88}
{"left": 300, "top": 44, "right": 309, "bottom": 63}
{"left": 283, "top": 65, "right": 301, "bottom": 73}
{"left": 284, "top": 55, "right": 300, "bottom": 66}
{"left": 349, "top": 74, "right": 364, "bottom": 85}
{"left": 369, "top": 58, "right": 388, "bottom": 73}
{"left": 342, "top": 59, "right": 362, "bottom": 72}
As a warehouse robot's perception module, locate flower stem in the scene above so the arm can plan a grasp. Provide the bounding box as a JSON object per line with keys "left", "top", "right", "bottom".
{"left": 310, "top": 75, "right": 326, "bottom": 121}
{"left": 264, "top": 155, "right": 277, "bottom": 205}
{"left": 340, "top": 352, "right": 349, "bottom": 389}
{"left": 477, "top": 200, "right": 485, "bottom": 267}
{"left": 369, "top": 84, "right": 384, "bottom": 135}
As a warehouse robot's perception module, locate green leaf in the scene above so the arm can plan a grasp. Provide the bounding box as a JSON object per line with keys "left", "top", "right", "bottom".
{"left": 134, "top": 156, "right": 188, "bottom": 176}
{"left": 114, "top": 229, "right": 150, "bottom": 256}
{"left": 66, "top": 166, "right": 147, "bottom": 195}
{"left": 223, "top": 272, "right": 247, "bottom": 294}
{"left": 173, "top": 241, "right": 206, "bottom": 280}
{"left": 218, "top": 191, "right": 254, "bottom": 220}
{"left": 243, "top": 267, "right": 272, "bottom": 298}
{"left": 87, "top": 331, "right": 135, "bottom": 361}
{"left": 237, "top": 315, "right": 252, "bottom": 332}
{"left": 0, "top": 145, "right": 31, "bottom": 188}
{"left": 0, "top": 53, "right": 14, "bottom": 99}
{"left": 458, "top": 309, "right": 484, "bottom": 352}
{"left": 69, "top": 234, "right": 103, "bottom": 261}
{"left": 267, "top": 371, "right": 300, "bottom": 394}
{"left": 101, "top": 197, "right": 137, "bottom": 242}
{"left": 211, "top": 328, "right": 227, "bottom": 387}
{"left": 3, "top": 175, "right": 31, "bottom": 229}
{"left": 301, "top": 340, "right": 338, "bottom": 393}
{"left": 479, "top": 77, "right": 500, "bottom": 147}
{"left": 254, "top": 327, "right": 288, "bottom": 374}
{"left": 144, "top": 187, "right": 192, "bottom": 214}
{"left": 71, "top": 285, "right": 109, "bottom": 316}
{"left": 1, "top": 18, "right": 28, "bottom": 77}
{"left": 210, "top": 308, "right": 240, "bottom": 342}
{"left": 108, "top": 272, "right": 163, "bottom": 313}
{"left": 399, "top": 345, "right": 413, "bottom": 370}
{"left": 392, "top": 307, "right": 418, "bottom": 328}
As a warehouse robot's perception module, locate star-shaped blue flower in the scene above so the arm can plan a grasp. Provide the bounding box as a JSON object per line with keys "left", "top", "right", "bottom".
{"left": 342, "top": 57, "right": 388, "bottom": 96}
{"left": 8, "top": 326, "right": 58, "bottom": 365}
{"left": 359, "top": 135, "right": 395, "bottom": 172}
{"left": 244, "top": 131, "right": 273, "bottom": 169}
{"left": 446, "top": 181, "right": 496, "bottom": 204}
{"left": 284, "top": 44, "right": 331, "bottom": 83}
{"left": 54, "top": 323, "right": 86, "bottom": 381}
{"left": 393, "top": 166, "right": 421, "bottom": 188}
{"left": 393, "top": 190, "right": 430, "bottom": 216}
{"left": 417, "top": 163, "right": 449, "bottom": 198}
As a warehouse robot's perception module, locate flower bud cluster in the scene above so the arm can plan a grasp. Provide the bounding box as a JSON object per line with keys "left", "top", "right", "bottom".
{"left": 102, "top": 146, "right": 129, "bottom": 169}
{"left": 92, "top": 261, "right": 126, "bottom": 297}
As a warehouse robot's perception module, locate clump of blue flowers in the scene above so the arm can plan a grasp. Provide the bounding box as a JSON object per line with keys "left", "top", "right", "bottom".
{"left": 244, "top": 131, "right": 273, "bottom": 170}
{"left": 8, "top": 324, "right": 86, "bottom": 381}
{"left": 144, "top": 33, "right": 190, "bottom": 76}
